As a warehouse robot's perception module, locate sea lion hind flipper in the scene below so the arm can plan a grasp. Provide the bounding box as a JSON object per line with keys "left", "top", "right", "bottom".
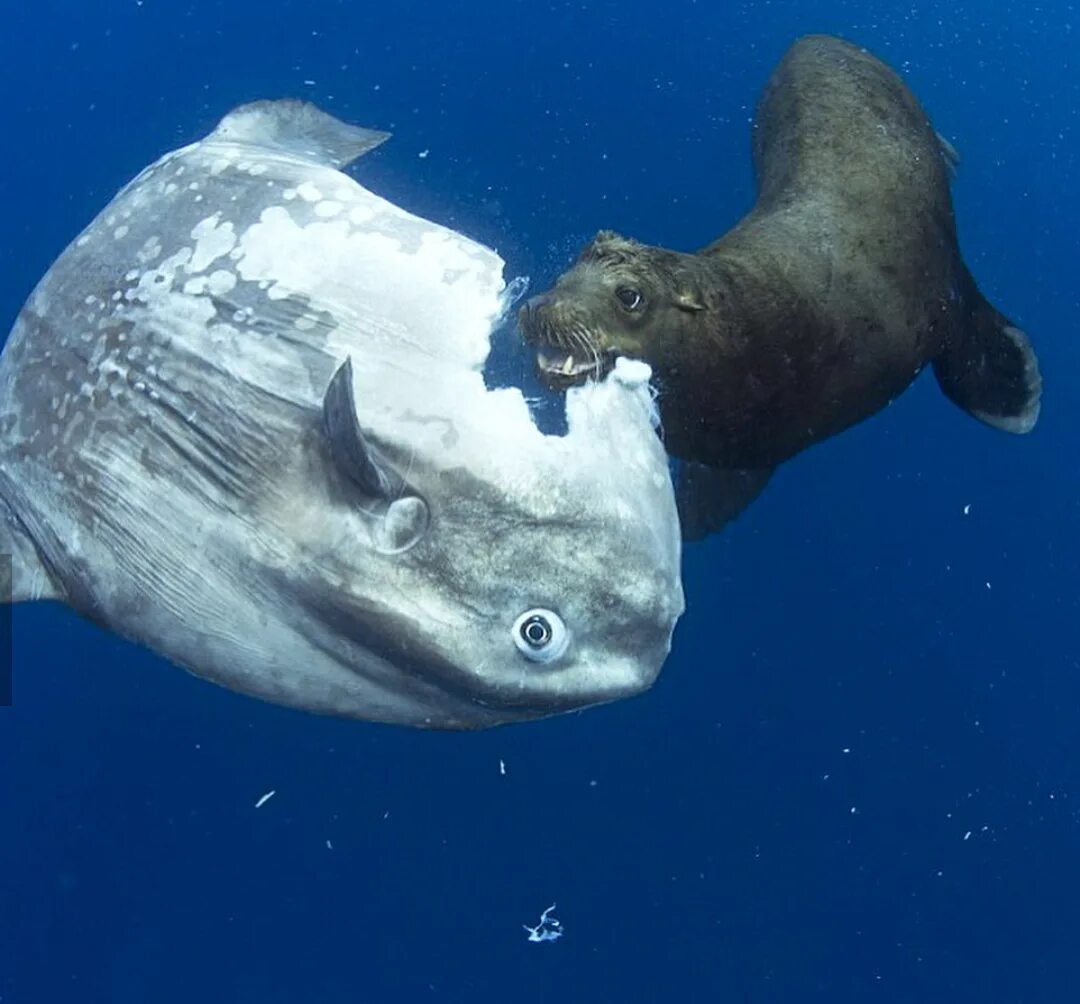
{"left": 932, "top": 290, "right": 1042, "bottom": 435}
{"left": 209, "top": 99, "right": 390, "bottom": 169}
{"left": 675, "top": 463, "right": 774, "bottom": 541}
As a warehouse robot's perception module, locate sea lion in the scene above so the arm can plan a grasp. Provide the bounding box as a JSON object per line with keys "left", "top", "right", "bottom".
{"left": 518, "top": 34, "right": 1042, "bottom": 537}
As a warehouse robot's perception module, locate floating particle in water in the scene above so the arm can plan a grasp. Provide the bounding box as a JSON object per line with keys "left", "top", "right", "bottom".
{"left": 524, "top": 904, "right": 563, "bottom": 943}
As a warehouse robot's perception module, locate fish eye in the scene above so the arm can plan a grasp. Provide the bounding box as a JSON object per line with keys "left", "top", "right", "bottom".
{"left": 615, "top": 287, "right": 643, "bottom": 311}
{"left": 512, "top": 609, "right": 570, "bottom": 663}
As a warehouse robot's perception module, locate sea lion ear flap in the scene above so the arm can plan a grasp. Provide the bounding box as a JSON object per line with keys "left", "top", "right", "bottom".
{"left": 675, "top": 290, "right": 706, "bottom": 313}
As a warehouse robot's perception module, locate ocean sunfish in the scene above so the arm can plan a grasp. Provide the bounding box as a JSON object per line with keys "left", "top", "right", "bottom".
{"left": 0, "top": 100, "right": 683, "bottom": 729}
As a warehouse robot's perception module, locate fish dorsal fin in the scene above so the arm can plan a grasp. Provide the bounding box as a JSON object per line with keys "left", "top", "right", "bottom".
{"left": 322, "top": 357, "right": 392, "bottom": 499}
{"left": 210, "top": 99, "right": 390, "bottom": 169}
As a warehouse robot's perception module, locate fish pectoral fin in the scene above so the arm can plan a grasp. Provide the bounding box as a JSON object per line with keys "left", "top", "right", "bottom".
{"left": 322, "top": 356, "right": 393, "bottom": 499}
{"left": 210, "top": 99, "right": 390, "bottom": 169}
{"left": 0, "top": 495, "right": 62, "bottom": 604}
{"left": 675, "top": 462, "right": 774, "bottom": 542}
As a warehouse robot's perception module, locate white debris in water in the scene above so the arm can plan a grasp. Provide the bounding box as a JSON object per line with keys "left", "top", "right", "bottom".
{"left": 418, "top": 149, "right": 429, "bottom": 159}
{"left": 499, "top": 759, "right": 506, "bottom": 776}
{"left": 963, "top": 504, "right": 971, "bottom": 515}
{"left": 254, "top": 790, "right": 276, "bottom": 808}
{"left": 611, "top": 357, "right": 652, "bottom": 388}
{"left": 524, "top": 904, "right": 563, "bottom": 943}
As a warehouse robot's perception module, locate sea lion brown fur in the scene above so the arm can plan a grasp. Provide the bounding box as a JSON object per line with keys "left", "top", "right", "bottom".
{"left": 519, "top": 34, "right": 1041, "bottom": 537}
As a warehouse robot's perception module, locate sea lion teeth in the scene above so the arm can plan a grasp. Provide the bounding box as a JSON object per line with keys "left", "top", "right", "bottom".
{"left": 562, "top": 354, "right": 575, "bottom": 375}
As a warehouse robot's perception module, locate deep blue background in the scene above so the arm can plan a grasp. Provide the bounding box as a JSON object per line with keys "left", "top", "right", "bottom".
{"left": 1, "top": 1, "right": 1078, "bottom": 1001}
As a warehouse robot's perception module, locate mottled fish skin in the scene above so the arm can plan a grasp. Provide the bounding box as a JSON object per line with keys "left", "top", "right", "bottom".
{"left": 0, "top": 100, "right": 684, "bottom": 728}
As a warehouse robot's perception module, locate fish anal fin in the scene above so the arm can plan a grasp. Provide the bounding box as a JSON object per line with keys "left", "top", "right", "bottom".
{"left": 0, "top": 498, "right": 62, "bottom": 603}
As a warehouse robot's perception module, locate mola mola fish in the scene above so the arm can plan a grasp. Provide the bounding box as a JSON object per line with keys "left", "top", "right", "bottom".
{"left": 0, "top": 100, "right": 683, "bottom": 728}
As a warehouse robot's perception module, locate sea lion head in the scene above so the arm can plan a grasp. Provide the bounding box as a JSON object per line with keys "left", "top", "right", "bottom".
{"left": 519, "top": 230, "right": 706, "bottom": 387}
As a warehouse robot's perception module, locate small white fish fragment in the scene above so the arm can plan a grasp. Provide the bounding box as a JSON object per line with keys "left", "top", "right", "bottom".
{"left": 499, "top": 759, "right": 506, "bottom": 776}
{"left": 254, "top": 790, "right": 276, "bottom": 808}
{"left": 524, "top": 903, "right": 563, "bottom": 943}
{"left": 963, "top": 504, "right": 971, "bottom": 515}
{"left": 418, "top": 149, "right": 429, "bottom": 159}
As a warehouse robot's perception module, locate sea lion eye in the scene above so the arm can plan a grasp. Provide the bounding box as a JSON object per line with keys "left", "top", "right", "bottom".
{"left": 512, "top": 609, "right": 570, "bottom": 663}
{"left": 615, "top": 287, "right": 643, "bottom": 311}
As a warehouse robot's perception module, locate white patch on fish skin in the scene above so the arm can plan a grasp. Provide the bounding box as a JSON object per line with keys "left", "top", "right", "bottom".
{"left": 180, "top": 269, "right": 232, "bottom": 297}
{"left": 230, "top": 202, "right": 504, "bottom": 370}
{"left": 210, "top": 158, "right": 232, "bottom": 175}
{"left": 137, "top": 236, "right": 163, "bottom": 264}
{"left": 114, "top": 225, "right": 130, "bottom": 240}
{"left": 314, "top": 201, "right": 343, "bottom": 218}
{"left": 348, "top": 206, "right": 373, "bottom": 225}
{"left": 296, "top": 182, "right": 322, "bottom": 202}
{"left": 131, "top": 247, "right": 194, "bottom": 305}
{"left": 294, "top": 314, "right": 317, "bottom": 331}
{"left": 188, "top": 214, "right": 237, "bottom": 273}
{"left": 206, "top": 269, "right": 237, "bottom": 296}
{"left": 248, "top": 163, "right": 268, "bottom": 176}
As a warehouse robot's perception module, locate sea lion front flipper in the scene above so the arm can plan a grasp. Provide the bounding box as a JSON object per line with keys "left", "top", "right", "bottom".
{"left": 675, "top": 463, "right": 774, "bottom": 541}
{"left": 936, "top": 131, "right": 960, "bottom": 177}
{"left": 933, "top": 276, "right": 1042, "bottom": 435}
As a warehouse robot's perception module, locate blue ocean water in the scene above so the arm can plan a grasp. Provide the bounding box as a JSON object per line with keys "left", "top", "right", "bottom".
{"left": 1, "top": 1, "right": 1077, "bottom": 1001}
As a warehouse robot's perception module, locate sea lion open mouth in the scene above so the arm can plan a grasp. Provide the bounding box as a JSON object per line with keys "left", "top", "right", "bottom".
{"left": 535, "top": 346, "right": 614, "bottom": 387}
{"left": 519, "top": 294, "right": 616, "bottom": 387}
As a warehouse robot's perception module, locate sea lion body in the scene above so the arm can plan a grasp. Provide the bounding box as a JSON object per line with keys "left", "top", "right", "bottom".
{"left": 520, "top": 35, "right": 1040, "bottom": 530}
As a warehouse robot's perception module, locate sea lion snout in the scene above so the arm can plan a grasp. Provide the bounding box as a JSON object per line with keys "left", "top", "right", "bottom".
{"left": 522, "top": 292, "right": 555, "bottom": 314}
{"left": 517, "top": 290, "right": 614, "bottom": 386}
{"left": 517, "top": 293, "right": 556, "bottom": 339}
